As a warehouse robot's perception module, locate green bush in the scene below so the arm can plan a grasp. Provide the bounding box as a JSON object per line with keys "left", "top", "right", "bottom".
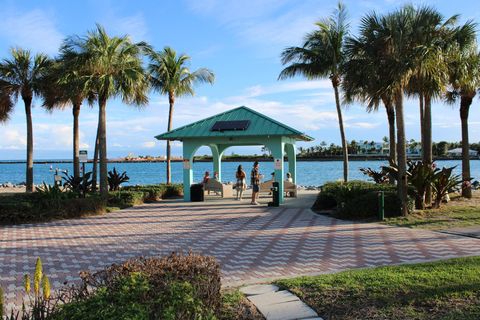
{"left": 122, "top": 184, "right": 183, "bottom": 202}
{"left": 314, "top": 180, "right": 413, "bottom": 219}
{"left": 0, "top": 193, "right": 106, "bottom": 225}
{"left": 108, "top": 191, "right": 145, "bottom": 208}
{"left": 52, "top": 252, "right": 221, "bottom": 320}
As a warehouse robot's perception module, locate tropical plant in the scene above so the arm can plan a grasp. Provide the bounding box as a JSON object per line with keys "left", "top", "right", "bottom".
{"left": 147, "top": 47, "right": 215, "bottom": 184}
{"left": 407, "top": 161, "right": 435, "bottom": 209}
{"left": 279, "top": 2, "right": 349, "bottom": 182}
{"left": 0, "top": 48, "right": 52, "bottom": 192}
{"left": 431, "top": 166, "right": 462, "bottom": 208}
{"left": 359, "top": 167, "right": 389, "bottom": 184}
{"left": 41, "top": 52, "right": 96, "bottom": 180}
{"left": 62, "top": 171, "right": 93, "bottom": 194}
{"left": 445, "top": 27, "right": 479, "bottom": 199}
{"left": 107, "top": 167, "right": 129, "bottom": 191}
{"left": 61, "top": 24, "right": 149, "bottom": 198}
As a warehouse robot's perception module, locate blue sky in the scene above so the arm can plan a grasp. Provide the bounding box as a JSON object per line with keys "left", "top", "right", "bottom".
{"left": 0, "top": 0, "right": 479, "bottom": 160}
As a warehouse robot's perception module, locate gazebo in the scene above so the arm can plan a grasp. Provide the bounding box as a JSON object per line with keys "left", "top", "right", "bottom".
{"left": 155, "top": 106, "right": 313, "bottom": 203}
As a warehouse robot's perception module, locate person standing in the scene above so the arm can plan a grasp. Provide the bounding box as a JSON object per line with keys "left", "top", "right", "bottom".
{"left": 251, "top": 161, "right": 261, "bottom": 205}
{"left": 235, "top": 165, "right": 246, "bottom": 200}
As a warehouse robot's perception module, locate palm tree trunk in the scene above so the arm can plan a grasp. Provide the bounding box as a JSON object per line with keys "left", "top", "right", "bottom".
{"left": 72, "top": 103, "right": 81, "bottom": 179}
{"left": 386, "top": 103, "right": 396, "bottom": 184}
{"left": 419, "top": 92, "right": 424, "bottom": 157}
{"left": 395, "top": 89, "right": 408, "bottom": 216}
{"left": 423, "top": 94, "right": 433, "bottom": 206}
{"left": 98, "top": 97, "right": 108, "bottom": 198}
{"left": 92, "top": 123, "right": 100, "bottom": 191}
{"left": 166, "top": 92, "right": 175, "bottom": 184}
{"left": 332, "top": 82, "right": 348, "bottom": 182}
{"left": 460, "top": 95, "right": 473, "bottom": 198}
{"left": 24, "top": 96, "right": 34, "bottom": 192}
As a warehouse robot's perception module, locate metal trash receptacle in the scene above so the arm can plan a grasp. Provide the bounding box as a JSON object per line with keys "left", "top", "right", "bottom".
{"left": 190, "top": 184, "right": 204, "bottom": 202}
{"left": 268, "top": 181, "right": 280, "bottom": 207}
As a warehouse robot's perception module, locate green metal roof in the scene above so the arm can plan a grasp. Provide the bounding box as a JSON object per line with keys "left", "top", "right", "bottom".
{"left": 155, "top": 106, "right": 314, "bottom": 142}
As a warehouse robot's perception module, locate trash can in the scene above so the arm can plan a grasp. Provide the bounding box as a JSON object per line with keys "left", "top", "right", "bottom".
{"left": 268, "top": 182, "right": 280, "bottom": 207}
{"left": 190, "top": 184, "right": 204, "bottom": 202}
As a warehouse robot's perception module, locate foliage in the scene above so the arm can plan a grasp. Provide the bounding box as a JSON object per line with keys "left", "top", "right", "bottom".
{"left": 107, "top": 168, "right": 130, "bottom": 191}
{"left": 51, "top": 252, "right": 221, "bottom": 320}
{"left": 123, "top": 184, "right": 183, "bottom": 201}
{"left": 276, "top": 256, "right": 480, "bottom": 320}
{"left": 313, "top": 180, "right": 412, "bottom": 218}
{"left": 0, "top": 285, "right": 3, "bottom": 318}
{"left": 62, "top": 171, "right": 93, "bottom": 194}
{"left": 0, "top": 193, "right": 106, "bottom": 225}
{"left": 359, "top": 167, "right": 389, "bottom": 184}
{"left": 405, "top": 161, "right": 435, "bottom": 209}
{"left": 432, "top": 166, "right": 463, "bottom": 208}
{"left": 107, "top": 191, "right": 145, "bottom": 208}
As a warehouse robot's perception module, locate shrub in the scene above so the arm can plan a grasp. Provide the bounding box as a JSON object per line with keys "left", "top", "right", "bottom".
{"left": 314, "top": 180, "right": 413, "bottom": 219}
{"left": 108, "top": 168, "right": 130, "bottom": 191}
{"left": 122, "top": 184, "right": 183, "bottom": 202}
{"left": 0, "top": 193, "right": 106, "bottom": 225}
{"left": 62, "top": 172, "right": 93, "bottom": 194}
{"left": 53, "top": 252, "right": 221, "bottom": 319}
{"left": 108, "top": 191, "right": 145, "bottom": 208}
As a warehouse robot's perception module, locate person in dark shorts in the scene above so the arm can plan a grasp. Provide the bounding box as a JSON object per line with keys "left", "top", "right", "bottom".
{"left": 251, "top": 161, "right": 261, "bottom": 205}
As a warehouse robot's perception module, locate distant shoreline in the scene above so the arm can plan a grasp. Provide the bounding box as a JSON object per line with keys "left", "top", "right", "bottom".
{"left": 0, "top": 155, "right": 476, "bottom": 164}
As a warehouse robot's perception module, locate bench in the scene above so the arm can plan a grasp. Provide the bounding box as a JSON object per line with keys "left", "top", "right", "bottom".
{"left": 204, "top": 179, "right": 233, "bottom": 198}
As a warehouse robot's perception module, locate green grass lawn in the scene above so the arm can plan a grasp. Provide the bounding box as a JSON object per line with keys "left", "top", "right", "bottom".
{"left": 276, "top": 256, "right": 480, "bottom": 320}
{"left": 383, "top": 201, "right": 480, "bottom": 230}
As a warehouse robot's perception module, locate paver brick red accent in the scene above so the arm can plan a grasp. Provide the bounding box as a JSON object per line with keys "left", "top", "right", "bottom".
{"left": 1, "top": 202, "right": 480, "bottom": 312}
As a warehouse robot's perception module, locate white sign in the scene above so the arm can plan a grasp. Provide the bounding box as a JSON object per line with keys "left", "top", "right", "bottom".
{"left": 183, "top": 159, "right": 191, "bottom": 170}
{"left": 79, "top": 150, "right": 88, "bottom": 163}
{"left": 274, "top": 158, "right": 282, "bottom": 170}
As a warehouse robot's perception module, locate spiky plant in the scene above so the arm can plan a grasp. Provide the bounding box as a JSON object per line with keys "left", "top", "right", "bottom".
{"left": 33, "top": 258, "right": 43, "bottom": 297}
{"left": 24, "top": 274, "right": 31, "bottom": 294}
{"left": 42, "top": 275, "right": 51, "bottom": 300}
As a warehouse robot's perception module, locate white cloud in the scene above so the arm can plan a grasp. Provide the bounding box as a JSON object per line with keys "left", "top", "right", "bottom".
{"left": 142, "top": 141, "right": 156, "bottom": 148}
{"left": 0, "top": 8, "right": 63, "bottom": 55}
{"left": 0, "top": 129, "right": 27, "bottom": 149}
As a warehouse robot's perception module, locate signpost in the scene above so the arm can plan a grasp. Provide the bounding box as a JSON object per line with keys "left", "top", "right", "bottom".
{"left": 79, "top": 150, "right": 88, "bottom": 197}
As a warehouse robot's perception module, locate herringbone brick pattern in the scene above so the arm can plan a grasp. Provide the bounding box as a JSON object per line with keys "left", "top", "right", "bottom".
{"left": 1, "top": 202, "right": 480, "bottom": 311}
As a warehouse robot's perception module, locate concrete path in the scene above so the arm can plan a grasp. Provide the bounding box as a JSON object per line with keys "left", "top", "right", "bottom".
{"left": 441, "top": 226, "right": 480, "bottom": 239}
{"left": 1, "top": 199, "right": 480, "bottom": 312}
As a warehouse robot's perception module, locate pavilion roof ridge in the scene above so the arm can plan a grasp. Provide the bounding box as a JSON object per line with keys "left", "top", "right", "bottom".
{"left": 155, "top": 106, "right": 313, "bottom": 141}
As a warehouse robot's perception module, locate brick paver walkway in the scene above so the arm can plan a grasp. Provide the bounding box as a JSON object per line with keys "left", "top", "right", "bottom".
{"left": 2, "top": 201, "right": 480, "bottom": 311}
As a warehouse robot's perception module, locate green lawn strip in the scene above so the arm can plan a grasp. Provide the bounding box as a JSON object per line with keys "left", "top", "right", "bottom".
{"left": 275, "top": 257, "right": 480, "bottom": 320}
{"left": 383, "top": 205, "right": 480, "bottom": 230}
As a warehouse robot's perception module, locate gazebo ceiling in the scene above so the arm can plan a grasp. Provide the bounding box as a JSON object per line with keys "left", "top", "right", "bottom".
{"left": 155, "top": 106, "right": 313, "bottom": 142}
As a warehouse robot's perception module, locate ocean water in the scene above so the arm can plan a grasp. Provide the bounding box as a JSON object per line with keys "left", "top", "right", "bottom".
{"left": 0, "top": 159, "right": 478, "bottom": 187}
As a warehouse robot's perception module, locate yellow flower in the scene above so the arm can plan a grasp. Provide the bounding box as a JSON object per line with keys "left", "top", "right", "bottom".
{"left": 24, "top": 274, "right": 31, "bottom": 294}
{"left": 42, "top": 275, "right": 51, "bottom": 300}
{"left": 34, "top": 258, "right": 43, "bottom": 297}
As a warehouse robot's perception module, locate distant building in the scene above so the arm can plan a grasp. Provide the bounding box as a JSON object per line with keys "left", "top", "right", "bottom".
{"left": 447, "top": 148, "right": 478, "bottom": 157}
{"left": 358, "top": 141, "right": 388, "bottom": 155}
{"left": 407, "top": 144, "right": 422, "bottom": 156}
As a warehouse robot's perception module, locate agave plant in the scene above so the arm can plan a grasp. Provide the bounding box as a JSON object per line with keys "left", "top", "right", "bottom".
{"left": 359, "top": 167, "right": 389, "bottom": 184}
{"left": 62, "top": 172, "right": 93, "bottom": 194}
{"left": 107, "top": 168, "right": 129, "bottom": 191}
{"left": 431, "top": 166, "right": 462, "bottom": 208}
{"left": 407, "top": 161, "right": 436, "bottom": 209}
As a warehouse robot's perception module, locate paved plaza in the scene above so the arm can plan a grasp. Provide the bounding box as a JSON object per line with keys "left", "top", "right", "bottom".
{"left": 1, "top": 199, "right": 480, "bottom": 311}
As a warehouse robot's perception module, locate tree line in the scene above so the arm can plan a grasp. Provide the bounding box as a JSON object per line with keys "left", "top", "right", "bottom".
{"left": 279, "top": 3, "right": 479, "bottom": 215}
{"left": 0, "top": 24, "right": 214, "bottom": 198}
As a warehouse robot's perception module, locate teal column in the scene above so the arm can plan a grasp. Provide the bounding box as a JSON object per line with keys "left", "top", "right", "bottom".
{"left": 285, "top": 143, "right": 297, "bottom": 184}
{"left": 267, "top": 139, "right": 285, "bottom": 204}
{"left": 210, "top": 144, "right": 224, "bottom": 182}
{"left": 182, "top": 141, "right": 199, "bottom": 201}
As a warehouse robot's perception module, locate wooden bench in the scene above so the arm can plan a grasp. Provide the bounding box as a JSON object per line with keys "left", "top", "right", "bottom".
{"left": 258, "top": 180, "right": 297, "bottom": 197}
{"left": 204, "top": 179, "right": 233, "bottom": 198}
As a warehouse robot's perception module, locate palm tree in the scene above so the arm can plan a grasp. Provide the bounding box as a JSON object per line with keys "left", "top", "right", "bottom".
{"left": 352, "top": 6, "right": 434, "bottom": 215}
{"left": 147, "top": 47, "right": 215, "bottom": 184}
{"left": 446, "top": 35, "right": 479, "bottom": 198}
{"left": 279, "top": 2, "right": 349, "bottom": 182}
{"left": 62, "top": 25, "right": 150, "bottom": 197}
{"left": 41, "top": 52, "right": 95, "bottom": 180}
{"left": 343, "top": 28, "right": 397, "bottom": 169}
{"left": 0, "top": 48, "right": 51, "bottom": 192}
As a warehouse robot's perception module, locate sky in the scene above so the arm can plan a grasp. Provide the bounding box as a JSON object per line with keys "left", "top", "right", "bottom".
{"left": 0, "top": 0, "right": 480, "bottom": 160}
